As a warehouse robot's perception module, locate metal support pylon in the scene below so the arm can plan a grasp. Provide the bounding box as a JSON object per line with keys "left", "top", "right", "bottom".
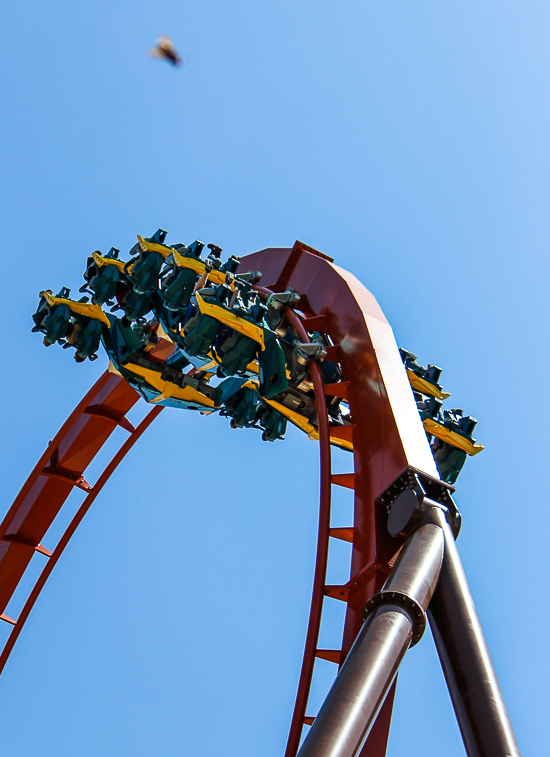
{"left": 297, "top": 489, "right": 520, "bottom": 757}
{"left": 427, "top": 506, "right": 520, "bottom": 757}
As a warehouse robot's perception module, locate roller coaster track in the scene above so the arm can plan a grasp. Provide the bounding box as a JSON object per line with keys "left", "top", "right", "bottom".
{"left": 0, "top": 372, "right": 163, "bottom": 670}
{"left": 0, "top": 244, "right": 442, "bottom": 757}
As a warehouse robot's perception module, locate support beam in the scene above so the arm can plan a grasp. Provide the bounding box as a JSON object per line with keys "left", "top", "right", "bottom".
{"left": 297, "top": 521, "right": 445, "bottom": 757}
{"left": 427, "top": 507, "right": 521, "bottom": 757}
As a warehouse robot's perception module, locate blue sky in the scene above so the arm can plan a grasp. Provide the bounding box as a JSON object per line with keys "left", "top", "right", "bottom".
{"left": 0, "top": 1, "right": 548, "bottom": 754}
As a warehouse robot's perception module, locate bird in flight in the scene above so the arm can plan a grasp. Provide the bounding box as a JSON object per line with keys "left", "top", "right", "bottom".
{"left": 150, "top": 36, "right": 182, "bottom": 66}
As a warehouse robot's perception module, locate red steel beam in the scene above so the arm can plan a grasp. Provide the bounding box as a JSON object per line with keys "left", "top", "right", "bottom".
{"left": 0, "top": 372, "right": 140, "bottom": 616}
{"left": 0, "top": 372, "right": 148, "bottom": 671}
{"left": 0, "top": 404, "right": 163, "bottom": 675}
{"left": 283, "top": 307, "right": 332, "bottom": 757}
{"left": 242, "top": 246, "right": 439, "bottom": 757}
{"left": 254, "top": 283, "right": 334, "bottom": 755}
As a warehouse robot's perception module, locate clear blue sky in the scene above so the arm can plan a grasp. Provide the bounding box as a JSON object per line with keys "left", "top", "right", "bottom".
{"left": 0, "top": 1, "right": 547, "bottom": 755}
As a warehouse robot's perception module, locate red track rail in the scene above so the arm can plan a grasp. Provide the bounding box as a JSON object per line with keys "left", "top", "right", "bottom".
{"left": 280, "top": 306, "right": 333, "bottom": 756}
{"left": 0, "top": 372, "right": 163, "bottom": 672}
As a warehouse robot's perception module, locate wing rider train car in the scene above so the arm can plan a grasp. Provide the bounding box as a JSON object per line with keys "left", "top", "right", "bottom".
{"left": 32, "top": 230, "right": 482, "bottom": 483}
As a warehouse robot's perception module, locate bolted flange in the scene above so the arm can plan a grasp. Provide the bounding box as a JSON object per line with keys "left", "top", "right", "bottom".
{"left": 362, "top": 590, "right": 427, "bottom": 646}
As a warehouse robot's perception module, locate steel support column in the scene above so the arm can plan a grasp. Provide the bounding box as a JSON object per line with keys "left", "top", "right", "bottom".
{"left": 427, "top": 507, "right": 521, "bottom": 757}
{"left": 297, "top": 520, "right": 445, "bottom": 757}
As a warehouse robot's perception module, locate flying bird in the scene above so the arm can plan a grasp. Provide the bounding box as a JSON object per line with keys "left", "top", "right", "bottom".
{"left": 150, "top": 36, "right": 182, "bottom": 66}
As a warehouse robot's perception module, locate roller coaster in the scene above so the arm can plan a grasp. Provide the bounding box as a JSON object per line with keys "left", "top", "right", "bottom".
{"left": 0, "top": 232, "right": 519, "bottom": 757}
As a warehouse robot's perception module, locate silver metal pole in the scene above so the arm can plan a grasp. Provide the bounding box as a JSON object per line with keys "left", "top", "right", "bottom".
{"left": 427, "top": 506, "right": 521, "bottom": 757}
{"left": 297, "top": 521, "right": 445, "bottom": 757}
